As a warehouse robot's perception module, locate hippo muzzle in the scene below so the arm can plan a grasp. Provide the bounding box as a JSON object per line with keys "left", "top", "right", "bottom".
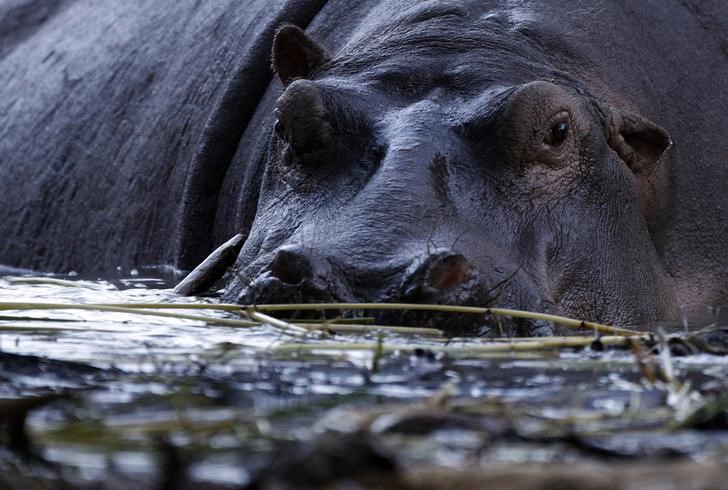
{"left": 225, "top": 241, "right": 559, "bottom": 336}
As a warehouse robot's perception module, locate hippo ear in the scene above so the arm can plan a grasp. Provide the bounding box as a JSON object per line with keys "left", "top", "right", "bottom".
{"left": 272, "top": 24, "right": 330, "bottom": 86}
{"left": 603, "top": 106, "right": 672, "bottom": 226}
{"left": 604, "top": 107, "right": 672, "bottom": 175}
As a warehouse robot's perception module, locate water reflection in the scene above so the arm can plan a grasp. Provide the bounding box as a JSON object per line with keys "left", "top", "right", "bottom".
{"left": 0, "top": 272, "right": 727, "bottom": 487}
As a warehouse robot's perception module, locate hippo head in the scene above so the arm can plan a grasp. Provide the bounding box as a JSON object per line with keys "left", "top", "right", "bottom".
{"left": 224, "top": 8, "right": 678, "bottom": 334}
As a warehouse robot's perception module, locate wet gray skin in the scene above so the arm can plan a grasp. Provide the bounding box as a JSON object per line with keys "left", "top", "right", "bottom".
{"left": 224, "top": 10, "right": 686, "bottom": 334}
{"left": 2, "top": 1, "right": 727, "bottom": 335}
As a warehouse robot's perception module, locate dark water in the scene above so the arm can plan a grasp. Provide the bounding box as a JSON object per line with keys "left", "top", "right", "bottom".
{"left": 1, "top": 272, "right": 727, "bottom": 488}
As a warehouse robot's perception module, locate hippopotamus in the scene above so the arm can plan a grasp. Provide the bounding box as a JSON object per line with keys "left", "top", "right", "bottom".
{"left": 1, "top": 1, "right": 727, "bottom": 333}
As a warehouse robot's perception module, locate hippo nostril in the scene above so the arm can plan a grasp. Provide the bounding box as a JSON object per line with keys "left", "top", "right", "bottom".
{"left": 425, "top": 253, "right": 472, "bottom": 290}
{"left": 269, "top": 246, "right": 314, "bottom": 285}
{"left": 402, "top": 250, "right": 475, "bottom": 299}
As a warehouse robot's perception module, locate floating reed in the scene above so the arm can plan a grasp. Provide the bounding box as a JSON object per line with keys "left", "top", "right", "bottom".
{"left": 94, "top": 301, "right": 643, "bottom": 335}
{"left": 0, "top": 301, "right": 645, "bottom": 337}
{"left": 248, "top": 303, "right": 644, "bottom": 337}
{"left": 272, "top": 334, "right": 644, "bottom": 355}
{"left": 0, "top": 302, "right": 257, "bottom": 327}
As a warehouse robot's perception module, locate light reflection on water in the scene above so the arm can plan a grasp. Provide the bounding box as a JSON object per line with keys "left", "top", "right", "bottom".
{"left": 0, "top": 274, "right": 294, "bottom": 372}
{"left": 1, "top": 272, "right": 728, "bottom": 486}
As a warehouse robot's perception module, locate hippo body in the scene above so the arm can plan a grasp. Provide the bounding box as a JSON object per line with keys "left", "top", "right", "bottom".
{"left": 1, "top": 1, "right": 727, "bottom": 331}
{"left": 0, "top": 0, "right": 327, "bottom": 272}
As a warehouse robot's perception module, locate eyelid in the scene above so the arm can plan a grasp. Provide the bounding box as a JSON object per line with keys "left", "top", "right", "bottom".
{"left": 546, "top": 110, "right": 570, "bottom": 126}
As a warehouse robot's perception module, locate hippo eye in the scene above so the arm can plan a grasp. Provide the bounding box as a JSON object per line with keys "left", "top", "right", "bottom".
{"left": 546, "top": 120, "right": 569, "bottom": 146}
{"left": 273, "top": 119, "right": 285, "bottom": 137}
{"left": 535, "top": 111, "right": 573, "bottom": 165}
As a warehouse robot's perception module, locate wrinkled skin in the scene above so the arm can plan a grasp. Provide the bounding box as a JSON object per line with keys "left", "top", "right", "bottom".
{"left": 1, "top": 1, "right": 727, "bottom": 333}
{"left": 225, "top": 1, "right": 728, "bottom": 333}
{"left": 0, "top": 0, "right": 326, "bottom": 272}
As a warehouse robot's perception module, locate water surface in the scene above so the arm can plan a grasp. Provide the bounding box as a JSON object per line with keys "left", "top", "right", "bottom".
{"left": 1, "top": 271, "right": 727, "bottom": 488}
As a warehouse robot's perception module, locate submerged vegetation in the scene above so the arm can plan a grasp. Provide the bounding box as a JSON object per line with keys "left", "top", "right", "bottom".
{"left": 0, "top": 274, "right": 727, "bottom": 489}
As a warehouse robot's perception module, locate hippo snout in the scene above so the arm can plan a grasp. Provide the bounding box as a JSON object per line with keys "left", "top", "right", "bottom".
{"left": 236, "top": 247, "right": 481, "bottom": 305}
{"left": 226, "top": 245, "right": 556, "bottom": 335}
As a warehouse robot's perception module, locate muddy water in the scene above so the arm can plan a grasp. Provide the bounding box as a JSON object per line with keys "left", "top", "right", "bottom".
{"left": 1, "top": 271, "right": 727, "bottom": 488}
